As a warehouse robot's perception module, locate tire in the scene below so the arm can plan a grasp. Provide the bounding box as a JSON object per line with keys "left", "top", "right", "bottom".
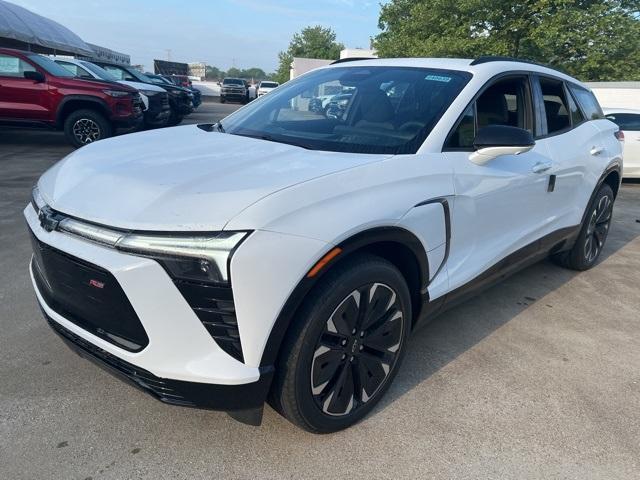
{"left": 553, "top": 183, "right": 614, "bottom": 270}
{"left": 220, "top": 97, "right": 226, "bottom": 104}
{"left": 63, "top": 109, "right": 112, "bottom": 148}
{"left": 166, "top": 110, "right": 184, "bottom": 127}
{"left": 269, "top": 254, "right": 412, "bottom": 433}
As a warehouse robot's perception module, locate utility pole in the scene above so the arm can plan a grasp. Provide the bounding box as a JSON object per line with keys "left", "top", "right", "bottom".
{"left": 166, "top": 49, "right": 172, "bottom": 61}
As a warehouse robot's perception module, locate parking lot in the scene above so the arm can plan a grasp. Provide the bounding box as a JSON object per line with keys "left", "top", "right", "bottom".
{"left": 1, "top": 102, "right": 640, "bottom": 479}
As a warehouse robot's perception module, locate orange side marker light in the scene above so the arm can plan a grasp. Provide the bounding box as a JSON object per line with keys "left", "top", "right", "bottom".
{"left": 307, "top": 247, "right": 342, "bottom": 278}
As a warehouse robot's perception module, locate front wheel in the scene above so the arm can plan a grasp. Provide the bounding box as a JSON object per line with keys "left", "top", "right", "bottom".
{"left": 553, "top": 183, "right": 614, "bottom": 270}
{"left": 270, "top": 254, "right": 411, "bottom": 433}
{"left": 63, "top": 109, "right": 112, "bottom": 148}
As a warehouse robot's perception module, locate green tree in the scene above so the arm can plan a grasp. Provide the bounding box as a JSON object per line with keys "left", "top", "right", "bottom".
{"left": 374, "top": 0, "right": 640, "bottom": 81}
{"left": 205, "top": 66, "right": 224, "bottom": 80}
{"left": 274, "top": 26, "right": 345, "bottom": 84}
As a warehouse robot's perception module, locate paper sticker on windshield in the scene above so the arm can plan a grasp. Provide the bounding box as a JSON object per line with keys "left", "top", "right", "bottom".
{"left": 425, "top": 75, "right": 451, "bottom": 83}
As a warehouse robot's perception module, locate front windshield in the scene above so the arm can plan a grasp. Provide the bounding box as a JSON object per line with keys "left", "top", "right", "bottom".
{"left": 222, "top": 66, "right": 471, "bottom": 154}
{"left": 146, "top": 74, "right": 171, "bottom": 85}
{"left": 80, "top": 61, "right": 118, "bottom": 82}
{"left": 224, "top": 78, "right": 244, "bottom": 85}
{"left": 28, "top": 55, "right": 75, "bottom": 77}
{"left": 261, "top": 82, "right": 278, "bottom": 88}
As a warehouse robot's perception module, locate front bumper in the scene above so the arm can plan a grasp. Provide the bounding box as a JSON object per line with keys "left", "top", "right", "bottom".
{"left": 45, "top": 311, "right": 273, "bottom": 412}
{"left": 25, "top": 205, "right": 266, "bottom": 412}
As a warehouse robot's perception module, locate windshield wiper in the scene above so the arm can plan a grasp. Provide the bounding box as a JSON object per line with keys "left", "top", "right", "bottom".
{"left": 197, "top": 122, "right": 225, "bottom": 133}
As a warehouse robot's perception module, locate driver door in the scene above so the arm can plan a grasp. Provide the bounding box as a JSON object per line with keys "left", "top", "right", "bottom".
{"left": 443, "top": 75, "right": 555, "bottom": 292}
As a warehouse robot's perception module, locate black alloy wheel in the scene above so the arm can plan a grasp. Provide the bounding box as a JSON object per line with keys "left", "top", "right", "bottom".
{"left": 270, "top": 254, "right": 411, "bottom": 433}
{"left": 310, "top": 283, "right": 404, "bottom": 416}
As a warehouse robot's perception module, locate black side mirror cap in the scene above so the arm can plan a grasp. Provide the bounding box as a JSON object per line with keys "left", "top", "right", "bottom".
{"left": 473, "top": 125, "right": 535, "bottom": 149}
{"left": 24, "top": 70, "right": 45, "bottom": 83}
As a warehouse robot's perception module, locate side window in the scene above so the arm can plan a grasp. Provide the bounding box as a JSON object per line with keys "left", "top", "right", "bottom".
{"left": 568, "top": 85, "right": 604, "bottom": 120}
{"left": 606, "top": 113, "right": 640, "bottom": 131}
{"left": 539, "top": 77, "right": 570, "bottom": 134}
{"left": 57, "top": 61, "right": 80, "bottom": 76}
{"left": 565, "top": 87, "right": 585, "bottom": 126}
{"left": 446, "top": 76, "right": 531, "bottom": 149}
{"left": 0, "top": 54, "right": 35, "bottom": 77}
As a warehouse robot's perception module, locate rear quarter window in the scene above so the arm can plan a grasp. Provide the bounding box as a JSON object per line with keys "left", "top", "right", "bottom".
{"left": 568, "top": 85, "right": 604, "bottom": 120}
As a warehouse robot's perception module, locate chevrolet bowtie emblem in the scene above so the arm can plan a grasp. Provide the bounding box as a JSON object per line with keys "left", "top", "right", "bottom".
{"left": 38, "top": 206, "right": 60, "bottom": 233}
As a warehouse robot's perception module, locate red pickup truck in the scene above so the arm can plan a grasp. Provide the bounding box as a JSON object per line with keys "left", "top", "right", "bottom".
{"left": 0, "top": 48, "right": 143, "bottom": 147}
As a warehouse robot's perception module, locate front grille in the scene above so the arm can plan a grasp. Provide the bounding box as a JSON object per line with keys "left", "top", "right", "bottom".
{"left": 160, "top": 93, "right": 169, "bottom": 108}
{"left": 132, "top": 94, "right": 144, "bottom": 115}
{"left": 46, "top": 316, "right": 193, "bottom": 406}
{"left": 174, "top": 281, "right": 244, "bottom": 362}
{"left": 30, "top": 230, "right": 149, "bottom": 352}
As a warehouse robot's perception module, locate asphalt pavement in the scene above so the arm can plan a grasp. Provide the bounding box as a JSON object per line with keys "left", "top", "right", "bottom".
{"left": 1, "top": 103, "right": 639, "bottom": 479}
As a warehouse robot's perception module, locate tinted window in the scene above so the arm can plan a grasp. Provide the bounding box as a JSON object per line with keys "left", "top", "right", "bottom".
{"left": 222, "top": 66, "right": 471, "bottom": 155}
{"left": 606, "top": 113, "right": 640, "bottom": 131}
{"left": 566, "top": 88, "right": 585, "bottom": 126}
{"left": 260, "top": 82, "right": 278, "bottom": 88}
{"left": 223, "top": 78, "right": 244, "bottom": 85}
{"left": 0, "top": 54, "right": 35, "bottom": 77}
{"left": 80, "top": 61, "right": 119, "bottom": 82}
{"left": 539, "top": 77, "right": 570, "bottom": 134}
{"left": 447, "top": 75, "right": 531, "bottom": 149}
{"left": 27, "top": 55, "right": 74, "bottom": 77}
{"left": 569, "top": 85, "right": 604, "bottom": 120}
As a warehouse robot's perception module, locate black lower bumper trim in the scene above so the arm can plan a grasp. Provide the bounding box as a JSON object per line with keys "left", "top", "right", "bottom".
{"left": 44, "top": 312, "right": 274, "bottom": 412}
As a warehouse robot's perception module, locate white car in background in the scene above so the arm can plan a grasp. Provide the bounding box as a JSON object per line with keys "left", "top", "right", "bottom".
{"left": 604, "top": 108, "right": 640, "bottom": 178}
{"left": 257, "top": 80, "right": 279, "bottom": 96}
{"left": 27, "top": 56, "right": 622, "bottom": 433}
{"left": 51, "top": 57, "right": 170, "bottom": 127}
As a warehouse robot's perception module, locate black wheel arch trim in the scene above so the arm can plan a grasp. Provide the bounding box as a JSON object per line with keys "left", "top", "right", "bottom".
{"left": 258, "top": 225, "right": 431, "bottom": 368}
{"left": 55, "top": 95, "right": 111, "bottom": 127}
{"left": 581, "top": 162, "right": 622, "bottom": 227}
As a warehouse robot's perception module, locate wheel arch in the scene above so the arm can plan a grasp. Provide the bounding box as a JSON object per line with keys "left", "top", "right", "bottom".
{"left": 55, "top": 96, "right": 110, "bottom": 127}
{"left": 259, "top": 226, "right": 429, "bottom": 368}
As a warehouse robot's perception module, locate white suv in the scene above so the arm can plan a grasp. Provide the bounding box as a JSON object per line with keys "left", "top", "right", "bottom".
{"left": 26, "top": 57, "right": 622, "bottom": 433}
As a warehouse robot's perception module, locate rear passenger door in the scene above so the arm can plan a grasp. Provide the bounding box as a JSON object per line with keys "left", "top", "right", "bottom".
{"left": 443, "top": 74, "right": 556, "bottom": 292}
{"left": 0, "top": 53, "right": 49, "bottom": 121}
{"left": 533, "top": 76, "right": 605, "bottom": 229}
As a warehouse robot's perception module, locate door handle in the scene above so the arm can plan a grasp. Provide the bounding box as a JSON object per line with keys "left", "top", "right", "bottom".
{"left": 590, "top": 146, "right": 603, "bottom": 156}
{"left": 532, "top": 161, "right": 552, "bottom": 174}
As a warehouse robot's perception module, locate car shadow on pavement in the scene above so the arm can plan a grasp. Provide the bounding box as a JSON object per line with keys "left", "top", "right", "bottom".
{"left": 372, "top": 184, "right": 640, "bottom": 418}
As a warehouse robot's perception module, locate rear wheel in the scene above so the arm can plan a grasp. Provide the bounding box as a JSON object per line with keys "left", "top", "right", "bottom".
{"left": 166, "top": 110, "right": 184, "bottom": 126}
{"left": 63, "top": 109, "right": 112, "bottom": 148}
{"left": 270, "top": 254, "right": 411, "bottom": 433}
{"left": 553, "top": 183, "right": 614, "bottom": 270}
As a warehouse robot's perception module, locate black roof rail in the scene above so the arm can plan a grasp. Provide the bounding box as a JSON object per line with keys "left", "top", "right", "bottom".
{"left": 330, "top": 57, "right": 377, "bottom": 65}
{"left": 470, "top": 55, "right": 567, "bottom": 74}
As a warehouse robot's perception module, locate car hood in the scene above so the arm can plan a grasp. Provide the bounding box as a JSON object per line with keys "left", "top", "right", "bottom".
{"left": 38, "top": 125, "right": 391, "bottom": 232}
{"left": 119, "top": 80, "right": 165, "bottom": 92}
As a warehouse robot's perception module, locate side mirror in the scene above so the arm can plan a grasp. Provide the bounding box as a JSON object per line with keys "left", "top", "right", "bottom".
{"left": 469, "top": 125, "right": 535, "bottom": 165}
{"left": 24, "top": 70, "right": 45, "bottom": 83}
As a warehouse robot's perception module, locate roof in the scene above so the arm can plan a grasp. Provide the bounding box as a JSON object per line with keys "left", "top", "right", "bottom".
{"left": 0, "top": 0, "right": 93, "bottom": 56}
{"left": 322, "top": 57, "right": 586, "bottom": 88}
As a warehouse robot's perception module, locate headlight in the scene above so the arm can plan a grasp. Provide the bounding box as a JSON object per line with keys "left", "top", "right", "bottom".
{"left": 139, "top": 89, "right": 160, "bottom": 96}
{"left": 115, "top": 232, "right": 248, "bottom": 284}
{"left": 103, "top": 89, "right": 131, "bottom": 98}
{"left": 31, "top": 186, "right": 46, "bottom": 213}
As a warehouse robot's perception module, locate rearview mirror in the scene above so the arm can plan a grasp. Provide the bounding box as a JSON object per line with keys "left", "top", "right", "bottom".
{"left": 469, "top": 125, "right": 535, "bottom": 165}
{"left": 24, "top": 70, "right": 45, "bottom": 83}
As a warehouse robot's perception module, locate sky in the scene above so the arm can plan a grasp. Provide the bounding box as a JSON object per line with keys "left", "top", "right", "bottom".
{"left": 11, "top": 0, "right": 382, "bottom": 73}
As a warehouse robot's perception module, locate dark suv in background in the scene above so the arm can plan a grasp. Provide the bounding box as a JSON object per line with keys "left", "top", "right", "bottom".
{"left": 94, "top": 62, "right": 193, "bottom": 126}
{"left": 0, "top": 48, "right": 142, "bottom": 147}
{"left": 220, "top": 78, "right": 249, "bottom": 104}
